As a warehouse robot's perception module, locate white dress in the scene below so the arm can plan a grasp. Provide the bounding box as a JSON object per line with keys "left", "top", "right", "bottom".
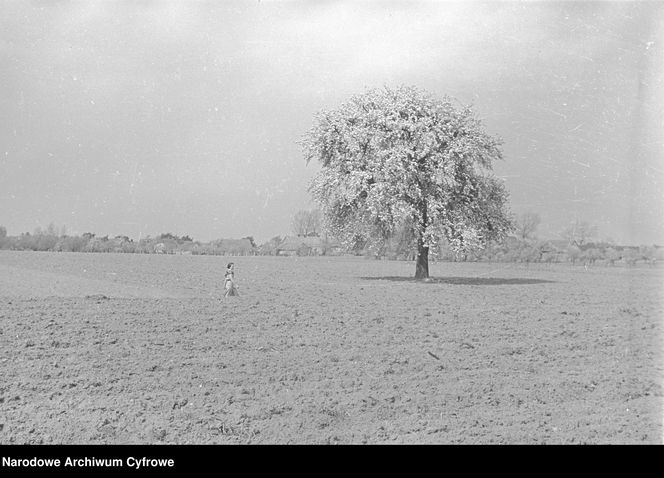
{"left": 224, "top": 271, "right": 239, "bottom": 297}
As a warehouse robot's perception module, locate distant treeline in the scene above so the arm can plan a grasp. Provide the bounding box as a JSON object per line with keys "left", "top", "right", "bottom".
{"left": 0, "top": 225, "right": 259, "bottom": 256}
{"left": 350, "top": 213, "right": 663, "bottom": 267}
{"left": 0, "top": 221, "right": 661, "bottom": 266}
{"left": 371, "top": 236, "right": 662, "bottom": 267}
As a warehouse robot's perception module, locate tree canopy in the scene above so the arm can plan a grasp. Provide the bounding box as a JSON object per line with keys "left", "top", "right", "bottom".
{"left": 515, "top": 212, "right": 541, "bottom": 242}
{"left": 562, "top": 219, "right": 597, "bottom": 247}
{"left": 301, "top": 85, "right": 513, "bottom": 278}
{"left": 291, "top": 209, "right": 322, "bottom": 237}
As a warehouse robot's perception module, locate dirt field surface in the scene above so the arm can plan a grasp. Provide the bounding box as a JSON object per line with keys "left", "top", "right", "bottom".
{"left": 1, "top": 251, "right": 662, "bottom": 444}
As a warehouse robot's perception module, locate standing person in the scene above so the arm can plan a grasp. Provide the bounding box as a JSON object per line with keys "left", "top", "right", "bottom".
{"left": 224, "top": 262, "right": 239, "bottom": 297}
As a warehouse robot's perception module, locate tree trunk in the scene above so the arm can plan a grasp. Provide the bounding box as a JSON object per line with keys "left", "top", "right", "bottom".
{"left": 415, "top": 239, "right": 429, "bottom": 279}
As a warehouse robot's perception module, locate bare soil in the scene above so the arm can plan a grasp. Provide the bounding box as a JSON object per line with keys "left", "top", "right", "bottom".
{"left": 1, "top": 251, "right": 662, "bottom": 444}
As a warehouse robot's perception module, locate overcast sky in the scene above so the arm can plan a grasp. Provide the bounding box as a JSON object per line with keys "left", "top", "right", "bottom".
{"left": 1, "top": 1, "right": 662, "bottom": 245}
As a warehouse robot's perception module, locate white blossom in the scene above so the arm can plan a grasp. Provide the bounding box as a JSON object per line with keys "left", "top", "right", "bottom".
{"left": 301, "top": 86, "right": 513, "bottom": 260}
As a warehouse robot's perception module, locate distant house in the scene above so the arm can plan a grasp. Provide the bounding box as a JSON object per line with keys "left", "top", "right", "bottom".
{"left": 276, "top": 236, "right": 316, "bottom": 256}
{"left": 276, "top": 235, "right": 342, "bottom": 256}
{"left": 211, "top": 238, "right": 256, "bottom": 256}
{"left": 153, "top": 239, "right": 177, "bottom": 254}
{"left": 323, "top": 235, "right": 343, "bottom": 255}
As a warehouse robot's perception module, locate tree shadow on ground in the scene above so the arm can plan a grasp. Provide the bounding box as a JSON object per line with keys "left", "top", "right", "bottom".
{"left": 360, "top": 276, "right": 556, "bottom": 285}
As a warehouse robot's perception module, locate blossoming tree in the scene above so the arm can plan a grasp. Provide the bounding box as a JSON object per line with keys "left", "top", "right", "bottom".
{"left": 301, "top": 86, "right": 513, "bottom": 279}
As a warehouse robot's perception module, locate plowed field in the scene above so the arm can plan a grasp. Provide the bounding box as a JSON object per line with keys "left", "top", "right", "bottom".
{"left": 1, "top": 251, "right": 662, "bottom": 443}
